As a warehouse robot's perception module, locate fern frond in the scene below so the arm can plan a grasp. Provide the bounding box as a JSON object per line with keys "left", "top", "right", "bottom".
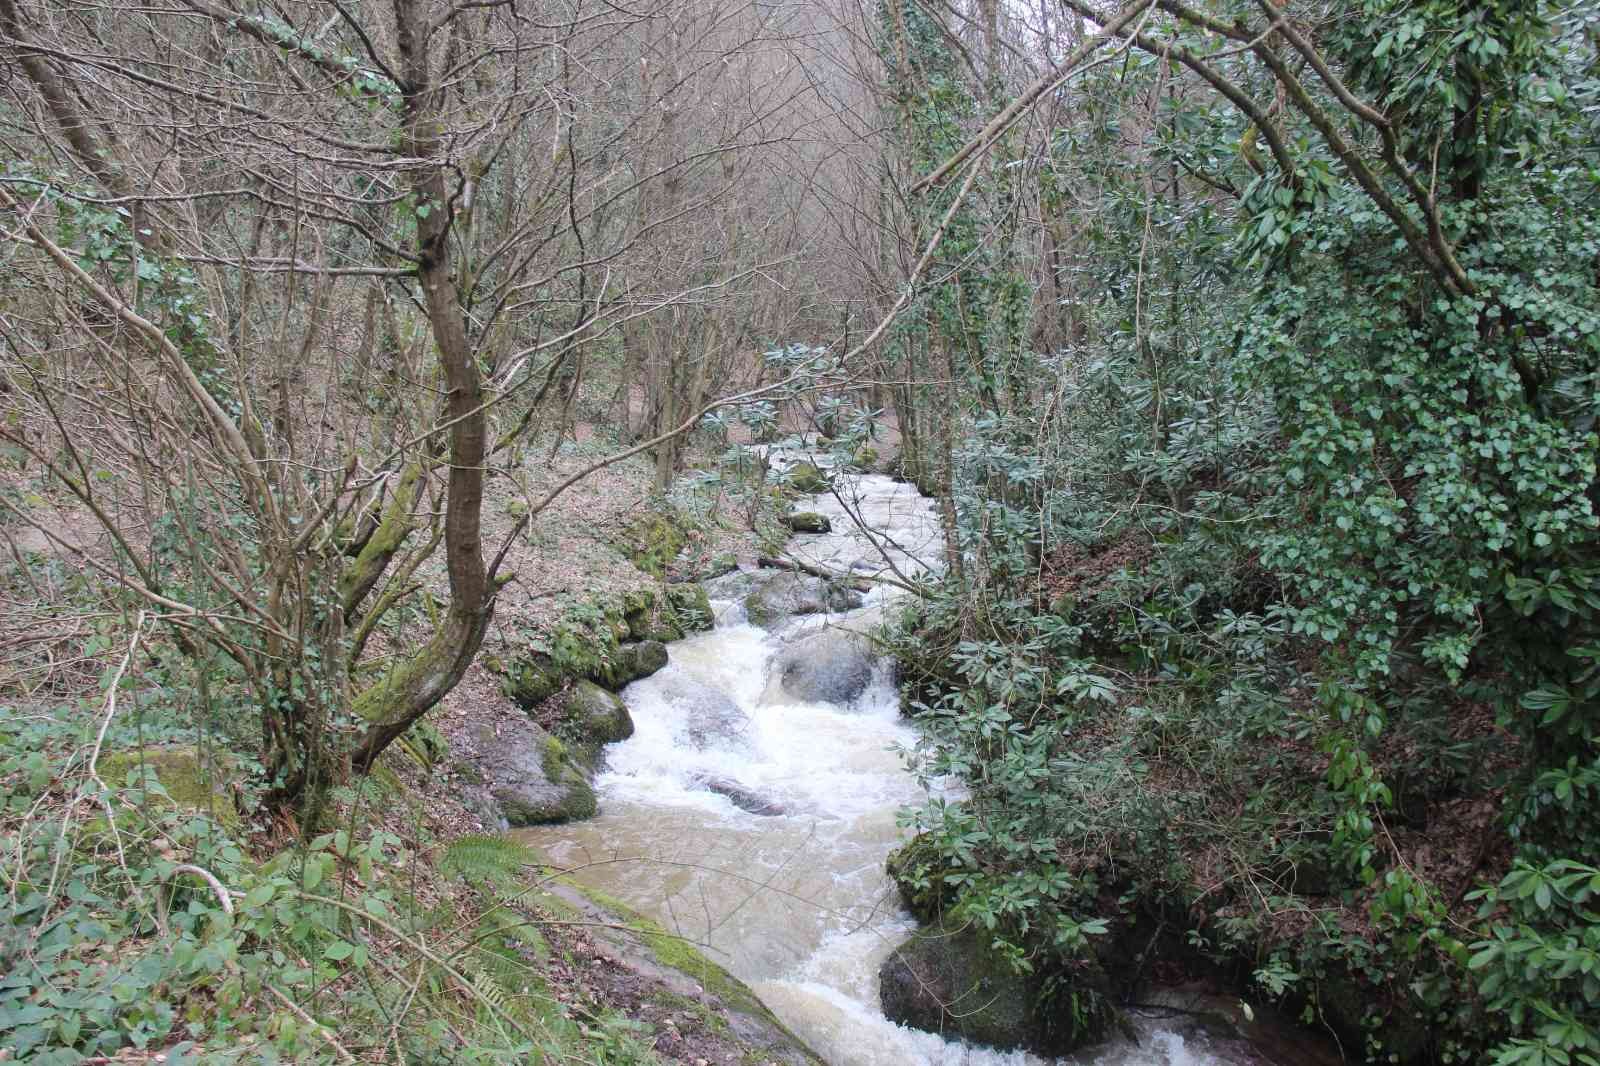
{"left": 440, "top": 834, "right": 541, "bottom": 884}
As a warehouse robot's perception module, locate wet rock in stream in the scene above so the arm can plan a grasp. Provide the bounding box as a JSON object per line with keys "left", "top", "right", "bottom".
{"left": 879, "top": 918, "right": 1116, "bottom": 1056}
{"left": 743, "top": 571, "right": 863, "bottom": 628}
{"left": 690, "top": 774, "right": 788, "bottom": 816}
{"left": 651, "top": 673, "right": 751, "bottom": 749}
{"left": 766, "top": 625, "right": 877, "bottom": 705}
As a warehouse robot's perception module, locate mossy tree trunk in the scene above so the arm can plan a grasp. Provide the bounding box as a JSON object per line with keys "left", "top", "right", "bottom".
{"left": 346, "top": 0, "right": 495, "bottom": 773}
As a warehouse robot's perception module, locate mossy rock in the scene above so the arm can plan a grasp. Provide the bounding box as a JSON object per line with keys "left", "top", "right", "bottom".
{"left": 879, "top": 919, "right": 1116, "bottom": 1055}
{"left": 496, "top": 650, "right": 567, "bottom": 708}
{"left": 885, "top": 833, "right": 957, "bottom": 924}
{"left": 538, "top": 877, "right": 825, "bottom": 1065}
{"left": 97, "top": 745, "right": 240, "bottom": 830}
{"left": 623, "top": 584, "right": 711, "bottom": 643}
{"left": 489, "top": 729, "right": 597, "bottom": 826}
{"left": 597, "top": 641, "right": 668, "bottom": 689}
{"left": 853, "top": 445, "right": 879, "bottom": 471}
{"left": 786, "top": 462, "right": 830, "bottom": 494}
{"left": 565, "top": 680, "right": 634, "bottom": 749}
{"left": 616, "top": 510, "right": 689, "bottom": 579}
{"left": 497, "top": 773, "right": 596, "bottom": 825}
{"left": 620, "top": 587, "right": 661, "bottom": 641}
{"left": 497, "top": 588, "right": 688, "bottom": 713}
{"left": 785, "top": 511, "right": 831, "bottom": 534}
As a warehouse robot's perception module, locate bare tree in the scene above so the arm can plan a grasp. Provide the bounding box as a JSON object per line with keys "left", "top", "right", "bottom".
{"left": 0, "top": 0, "right": 851, "bottom": 811}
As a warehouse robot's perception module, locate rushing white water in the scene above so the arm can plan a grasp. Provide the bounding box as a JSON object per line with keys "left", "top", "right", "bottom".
{"left": 519, "top": 447, "right": 1250, "bottom": 1066}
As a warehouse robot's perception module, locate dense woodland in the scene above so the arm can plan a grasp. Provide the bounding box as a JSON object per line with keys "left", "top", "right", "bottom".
{"left": 1, "top": 0, "right": 1598, "bottom": 1062}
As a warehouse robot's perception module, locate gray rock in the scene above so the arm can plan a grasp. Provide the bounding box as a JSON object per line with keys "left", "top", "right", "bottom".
{"left": 743, "top": 572, "right": 863, "bottom": 628}
{"left": 692, "top": 774, "right": 787, "bottom": 816}
{"left": 475, "top": 721, "right": 597, "bottom": 826}
{"left": 766, "top": 626, "right": 876, "bottom": 705}
{"left": 785, "top": 511, "right": 832, "bottom": 534}
{"left": 704, "top": 567, "right": 760, "bottom": 602}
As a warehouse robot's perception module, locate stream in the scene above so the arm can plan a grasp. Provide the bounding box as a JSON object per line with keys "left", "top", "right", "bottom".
{"left": 519, "top": 453, "right": 1265, "bottom": 1066}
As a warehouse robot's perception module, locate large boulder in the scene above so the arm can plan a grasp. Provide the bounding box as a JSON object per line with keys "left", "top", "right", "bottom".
{"left": 652, "top": 674, "right": 749, "bottom": 748}
{"left": 879, "top": 921, "right": 1115, "bottom": 1056}
{"left": 478, "top": 722, "right": 597, "bottom": 826}
{"left": 766, "top": 626, "right": 876, "bottom": 705}
{"left": 743, "top": 572, "right": 862, "bottom": 628}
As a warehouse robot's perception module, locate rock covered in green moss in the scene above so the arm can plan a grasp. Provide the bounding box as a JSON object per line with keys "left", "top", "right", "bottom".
{"left": 566, "top": 680, "right": 634, "bottom": 746}
{"left": 479, "top": 721, "right": 597, "bottom": 826}
{"left": 614, "top": 511, "right": 689, "bottom": 578}
{"left": 785, "top": 511, "right": 831, "bottom": 533}
{"left": 622, "top": 583, "right": 713, "bottom": 643}
{"left": 879, "top": 920, "right": 1116, "bottom": 1055}
{"left": 495, "top": 587, "right": 702, "bottom": 708}
{"left": 535, "top": 878, "right": 825, "bottom": 1065}
{"left": 786, "top": 462, "right": 830, "bottom": 494}
{"left": 599, "top": 640, "right": 668, "bottom": 688}
{"left": 97, "top": 746, "right": 240, "bottom": 829}
{"left": 496, "top": 650, "right": 568, "bottom": 708}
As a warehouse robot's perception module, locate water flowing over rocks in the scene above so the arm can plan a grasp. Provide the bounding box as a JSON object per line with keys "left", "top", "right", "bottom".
{"left": 519, "top": 440, "right": 1265, "bottom": 1066}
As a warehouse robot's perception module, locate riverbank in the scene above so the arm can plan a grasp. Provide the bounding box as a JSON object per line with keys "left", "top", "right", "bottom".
{"left": 0, "top": 427, "right": 836, "bottom": 1065}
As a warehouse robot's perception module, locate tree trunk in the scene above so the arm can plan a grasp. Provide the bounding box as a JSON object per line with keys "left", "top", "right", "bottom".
{"left": 348, "top": 0, "right": 494, "bottom": 771}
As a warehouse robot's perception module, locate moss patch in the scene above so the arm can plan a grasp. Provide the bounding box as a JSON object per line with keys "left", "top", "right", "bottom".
{"left": 786, "top": 462, "right": 830, "bottom": 494}
{"left": 615, "top": 511, "right": 689, "bottom": 579}
{"left": 97, "top": 745, "right": 240, "bottom": 830}
{"left": 496, "top": 584, "right": 704, "bottom": 710}
{"left": 885, "top": 832, "right": 957, "bottom": 924}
